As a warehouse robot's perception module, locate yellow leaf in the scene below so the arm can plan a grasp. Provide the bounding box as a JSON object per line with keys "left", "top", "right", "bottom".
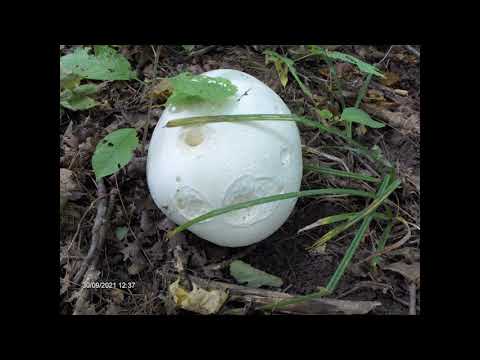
{"left": 169, "top": 279, "right": 228, "bottom": 315}
{"left": 274, "top": 60, "right": 289, "bottom": 87}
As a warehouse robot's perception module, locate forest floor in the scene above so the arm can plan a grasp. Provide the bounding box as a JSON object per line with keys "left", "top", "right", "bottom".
{"left": 60, "top": 45, "right": 420, "bottom": 315}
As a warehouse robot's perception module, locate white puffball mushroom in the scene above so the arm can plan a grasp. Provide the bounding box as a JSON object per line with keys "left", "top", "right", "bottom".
{"left": 147, "top": 69, "right": 303, "bottom": 247}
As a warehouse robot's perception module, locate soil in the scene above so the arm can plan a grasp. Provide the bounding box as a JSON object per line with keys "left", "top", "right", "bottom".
{"left": 60, "top": 45, "right": 420, "bottom": 315}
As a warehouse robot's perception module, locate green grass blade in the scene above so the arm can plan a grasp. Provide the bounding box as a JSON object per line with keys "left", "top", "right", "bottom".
{"left": 376, "top": 173, "right": 391, "bottom": 195}
{"left": 167, "top": 188, "right": 376, "bottom": 238}
{"left": 304, "top": 164, "right": 380, "bottom": 183}
{"left": 325, "top": 215, "right": 374, "bottom": 292}
{"left": 298, "top": 211, "right": 390, "bottom": 233}
{"left": 287, "top": 64, "right": 314, "bottom": 100}
{"left": 324, "top": 55, "right": 346, "bottom": 110}
{"left": 355, "top": 73, "right": 373, "bottom": 108}
{"left": 308, "top": 178, "right": 401, "bottom": 250}
{"left": 371, "top": 207, "right": 393, "bottom": 268}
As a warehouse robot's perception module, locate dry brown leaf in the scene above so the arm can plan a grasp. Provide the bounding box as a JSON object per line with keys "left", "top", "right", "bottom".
{"left": 169, "top": 278, "right": 228, "bottom": 315}
{"left": 380, "top": 71, "right": 400, "bottom": 86}
{"left": 355, "top": 124, "right": 368, "bottom": 136}
{"left": 60, "top": 168, "right": 78, "bottom": 211}
{"left": 111, "top": 288, "right": 125, "bottom": 304}
{"left": 366, "top": 89, "right": 385, "bottom": 102}
{"left": 384, "top": 261, "right": 420, "bottom": 286}
{"left": 362, "top": 103, "right": 420, "bottom": 134}
{"left": 120, "top": 243, "right": 140, "bottom": 261}
{"left": 388, "top": 247, "right": 420, "bottom": 262}
{"left": 128, "top": 261, "right": 147, "bottom": 275}
{"left": 60, "top": 168, "right": 77, "bottom": 194}
{"left": 148, "top": 79, "right": 173, "bottom": 103}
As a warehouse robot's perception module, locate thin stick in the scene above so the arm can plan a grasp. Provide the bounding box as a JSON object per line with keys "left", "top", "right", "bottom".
{"left": 185, "top": 45, "right": 216, "bottom": 59}
{"left": 377, "top": 45, "right": 395, "bottom": 66}
{"left": 66, "top": 196, "right": 106, "bottom": 252}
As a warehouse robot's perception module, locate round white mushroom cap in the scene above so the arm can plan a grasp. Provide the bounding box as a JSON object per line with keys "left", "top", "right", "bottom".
{"left": 147, "top": 69, "right": 303, "bottom": 247}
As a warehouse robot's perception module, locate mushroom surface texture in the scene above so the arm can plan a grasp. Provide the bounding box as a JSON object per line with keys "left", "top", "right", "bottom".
{"left": 146, "top": 69, "right": 303, "bottom": 247}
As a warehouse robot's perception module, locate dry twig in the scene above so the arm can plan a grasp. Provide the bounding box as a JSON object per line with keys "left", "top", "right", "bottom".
{"left": 73, "top": 180, "right": 116, "bottom": 284}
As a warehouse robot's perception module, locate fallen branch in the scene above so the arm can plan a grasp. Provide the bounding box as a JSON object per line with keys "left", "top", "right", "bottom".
{"left": 162, "top": 273, "right": 381, "bottom": 315}
{"left": 73, "top": 180, "right": 116, "bottom": 285}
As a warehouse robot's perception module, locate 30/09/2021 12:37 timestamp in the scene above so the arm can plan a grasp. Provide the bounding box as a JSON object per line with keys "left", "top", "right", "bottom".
{"left": 83, "top": 281, "right": 136, "bottom": 289}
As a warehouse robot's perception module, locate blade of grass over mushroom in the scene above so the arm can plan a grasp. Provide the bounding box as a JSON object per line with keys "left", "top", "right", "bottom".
{"left": 166, "top": 114, "right": 347, "bottom": 139}
{"left": 167, "top": 188, "right": 377, "bottom": 238}
{"left": 308, "top": 178, "right": 401, "bottom": 250}
{"left": 166, "top": 114, "right": 392, "bottom": 169}
{"left": 304, "top": 164, "right": 380, "bottom": 183}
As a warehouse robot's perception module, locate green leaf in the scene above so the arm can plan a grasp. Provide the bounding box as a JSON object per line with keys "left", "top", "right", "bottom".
{"left": 341, "top": 107, "right": 385, "bottom": 128}
{"left": 309, "top": 46, "right": 384, "bottom": 78}
{"left": 115, "top": 226, "right": 128, "bottom": 241}
{"left": 229, "top": 260, "right": 283, "bottom": 288}
{"left": 72, "top": 83, "right": 98, "bottom": 96}
{"left": 92, "top": 128, "right": 139, "bottom": 180}
{"left": 167, "top": 72, "right": 238, "bottom": 106}
{"left": 317, "top": 109, "right": 333, "bottom": 120}
{"left": 60, "top": 65, "right": 82, "bottom": 90}
{"left": 60, "top": 46, "right": 137, "bottom": 81}
{"left": 60, "top": 93, "right": 97, "bottom": 111}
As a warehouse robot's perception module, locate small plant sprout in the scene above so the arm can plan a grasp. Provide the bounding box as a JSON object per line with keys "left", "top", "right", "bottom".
{"left": 147, "top": 69, "right": 303, "bottom": 247}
